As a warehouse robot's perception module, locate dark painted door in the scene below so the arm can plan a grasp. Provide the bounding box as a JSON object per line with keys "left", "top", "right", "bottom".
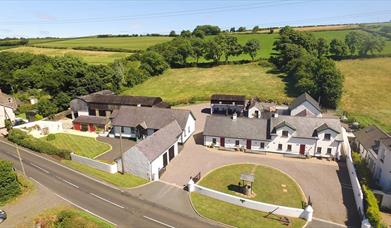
{"left": 168, "top": 146, "right": 175, "bottom": 161}
{"left": 246, "top": 139, "right": 251, "bottom": 149}
{"left": 300, "top": 144, "right": 305, "bottom": 154}
{"left": 163, "top": 153, "right": 168, "bottom": 167}
{"left": 220, "top": 137, "right": 225, "bottom": 147}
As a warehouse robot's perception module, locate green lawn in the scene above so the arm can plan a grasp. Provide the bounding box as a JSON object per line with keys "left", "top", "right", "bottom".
{"left": 337, "top": 57, "right": 391, "bottom": 132}
{"left": 35, "top": 206, "right": 114, "bottom": 228}
{"left": 34, "top": 36, "right": 173, "bottom": 50}
{"left": 3, "top": 46, "right": 131, "bottom": 65}
{"left": 43, "top": 133, "right": 111, "bottom": 158}
{"left": 191, "top": 164, "right": 306, "bottom": 228}
{"left": 62, "top": 160, "right": 148, "bottom": 188}
{"left": 122, "top": 63, "right": 290, "bottom": 105}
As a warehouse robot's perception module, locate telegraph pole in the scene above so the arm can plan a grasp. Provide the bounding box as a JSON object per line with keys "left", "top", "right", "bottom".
{"left": 119, "top": 128, "right": 124, "bottom": 174}
{"left": 16, "top": 144, "right": 26, "bottom": 176}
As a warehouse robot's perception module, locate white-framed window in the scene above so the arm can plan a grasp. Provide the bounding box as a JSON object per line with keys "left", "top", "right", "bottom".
{"left": 278, "top": 144, "right": 282, "bottom": 150}
{"left": 324, "top": 133, "right": 331, "bottom": 140}
{"left": 188, "top": 126, "right": 191, "bottom": 133}
{"left": 235, "top": 140, "right": 240, "bottom": 146}
{"left": 282, "top": 130, "right": 289, "bottom": 137}
{"left": 327, "top": 148, "right": 332, "bottom": 154}
{"left": 287, "top": 144, "right": 292, "bottom": 151}
{"left": 212, "top": 138, "right": 217, "bottom": 144}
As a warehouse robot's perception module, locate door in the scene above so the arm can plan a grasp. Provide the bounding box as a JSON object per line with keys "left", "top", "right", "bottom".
{"left": 220, "top": 137, "right": 225, "bottom": 147}
{"left": 163, "top": 153, "right": 168, "bottom": 167}
{"left": 300, "top": 144, "right": 305, "bottom": 155}
{"left": 168, "top": 146, "right": 175, "bottom": 161}
{"left": 246, "top": 139, "right": 251, "bottom": 149}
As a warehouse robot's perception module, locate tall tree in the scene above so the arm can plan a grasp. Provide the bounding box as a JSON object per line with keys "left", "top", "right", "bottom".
{"left": 345, "top": 31, "right": 363, "bottom": 55}
{"left": 252, "top": 26, "right": 259, "bottom": 33}
{"left": 329, "top": 39, "right": 348, "bottom": 59}
{"left": 243, "top": 39, "right": 260, "bottom": 61}
{"left": 169, "top": 30, "right": 177, "bottom": 37}
{"left": 204, "top": 40, "right": 223, "bottom": 63}
{"left": 190, "top": 37, "right": 206, "bottom": 63}
{"left": 316, "top": 38, "right": 329, "bottom": 57}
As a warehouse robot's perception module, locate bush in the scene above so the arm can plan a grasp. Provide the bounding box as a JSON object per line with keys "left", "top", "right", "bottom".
{"left": 4, "top": 119, "right": 12, "bottom": 131}
{"left": 0, "top": 160, "right": 22, "bottom": 205}
{"left": 47, "top": 134, "right": 56, "bottom": 141}
{"left": 7, "top": 129, "right": 71, "bottom": 160}
{"left": 363, "top": 185, "right": 383, "bottom": 227}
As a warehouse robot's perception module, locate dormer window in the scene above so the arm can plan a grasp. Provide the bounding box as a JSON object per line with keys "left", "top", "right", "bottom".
{"left": 282, "top": 130, "right": 289, "bottom": 137}
{"left": 324, "top": 133, "right": 331, "bottom": 140}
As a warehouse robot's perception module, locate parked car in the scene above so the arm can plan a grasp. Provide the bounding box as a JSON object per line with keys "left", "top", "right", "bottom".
{"left": 0, "top": 210, "right": 7, "bottom": 223}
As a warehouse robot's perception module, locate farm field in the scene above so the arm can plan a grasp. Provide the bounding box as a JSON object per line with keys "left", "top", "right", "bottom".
{"left": 122, "top": 63, "right": 290, "bottom": 105}
{"left": 33, "top": 36, "right": 173, "bottom": 50}
{"left": 3, "top": 46, "right": 130, "bottom": 64}
{"left": 337, "top": 57, "right": 391, "bottom": 132}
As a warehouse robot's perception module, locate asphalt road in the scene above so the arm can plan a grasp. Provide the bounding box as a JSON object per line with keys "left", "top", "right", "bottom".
{"left": 0, "top": 138, "right": 221, "bottom": 228}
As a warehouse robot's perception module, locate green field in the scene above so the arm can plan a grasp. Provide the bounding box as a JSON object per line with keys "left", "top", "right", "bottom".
{"left": 122, "top": 63, "right": 290, "bottom": 105}
{"left": 191, "top": 164, "right": 306, "bottom": 228}
{"left": 33, "top": 36, "right": 173, "bottom": 50}
{"left": 337, "top": 57, "right": 391, "bottom": 132}
{"left": 43, "top": 133, "right": 111, "bottom": 158}
{"left": 4, "top": 46, "right": 131, "bottom": 64}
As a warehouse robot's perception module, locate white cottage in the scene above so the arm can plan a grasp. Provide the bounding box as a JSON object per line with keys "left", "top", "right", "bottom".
{"left": 120, "top": 120, "right": 182, "bottom": 180}
{"left": 289, "top": 93, "right": 322, "bottom": 117}
{"left": 0, "top": 90, "right": 18, "bottom": 128}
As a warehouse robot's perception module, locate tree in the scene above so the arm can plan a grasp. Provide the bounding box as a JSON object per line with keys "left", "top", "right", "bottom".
{"left": 193, "top": 25, "right": 221, "bottom": 35}
{"left": 229, "top": 27, "right": 236, "bottom": 32}
{"left": 345, "top": 31, "right": 363, "bottom": 55}
{"left": 180, "top": 30, "right": 192, "bottom": 38}
{"left": 138, "top": 51, "right": 169, "bottom": 76}
{"left": 0, "top": 160, "right": 21, "bottom": 203}
{"left": 329, "top": 39, "right": 348, "bottom": 59}
{"left": 359, "top": 34, "right": 385, "bottom": 56}
{"left": 316, "top": 38, "right": 329, "bottom": 57}
{"left": 243, "top": 39, "right": 260, "bottom": 61}
{"left": 169, "top": 30, "right": 177, "bottom": 37}
{"left": 192, "top": 29, "right": 205, "bottom": 39}
{"left": 252, "top": 26, "right": 259, "bottom": 33}
{"left": 190, "top": 37, "right": 206, "bottom": 63}
{"left": 224, "top": 36, "right": 242, "bottom": 62}
{"left": 54, "top": 92, "right": 71, "bottom": 111}
{"left": 37, "top": 99, "right": 58, "bottom": 117}
{"left": 204, "top": 40, "right": 223, "bottom": 63}
{"left": 237, "top": 26, "right": 246, "bottom": 32}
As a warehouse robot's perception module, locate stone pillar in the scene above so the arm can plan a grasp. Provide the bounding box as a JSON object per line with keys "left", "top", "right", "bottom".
{"left": 188, "top": 179, "right": 195, "bottom": 192}
{"left": 361, "top": 219, "right": 371, "bottom": 228}
{"left": 302, "top": 205, "right": 313, "bottom": 221}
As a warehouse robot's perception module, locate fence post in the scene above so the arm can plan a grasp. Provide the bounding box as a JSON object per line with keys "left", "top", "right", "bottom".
{"left": 302, "top": 205, "right": 313, "bottom": 221}
{"left": 188, "top": 179, "right": 195, "bottom": 192}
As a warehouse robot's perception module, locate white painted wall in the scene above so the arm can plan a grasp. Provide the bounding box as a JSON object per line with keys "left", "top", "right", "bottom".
{"left": 290, "top": 101, "right": 322, "bottom": 117}
{"left": 180, "top": 114, "right": 196, "bottom": 144}
{"left": 248, "top": 106, "right": 261, "bottom": 118}
{"left": 78, "top": 111, "right": 89, "bottom": 116}
{"left": 14, "top": 120, "right": 63, "bottom": 137}
{"left": 0, "top": 106, "right": 16, "bottom": 128}
{"left": 122, "top": 148, "right": 151, "bottom": 179}
{"left": 376, "top": 142, "right": 391, "bottom": 192}
{"left": 150, "top": 142, "right": 178, "bottom": 180}
{"left": 71, "top": 153, "right": 117, "bottom": 173}
{"left": 188, "top": 181, "right": 313, "bottom": 220}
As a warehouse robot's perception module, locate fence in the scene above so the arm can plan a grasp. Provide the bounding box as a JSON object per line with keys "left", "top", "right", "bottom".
{"left": 188, "top": 180, "right": 313, "bottom": 221}
{"left": 71, "top": 153, "right": 117, "bottom": 174}
{"left": 341, "top": 128, "right": 371, "bottom": 228}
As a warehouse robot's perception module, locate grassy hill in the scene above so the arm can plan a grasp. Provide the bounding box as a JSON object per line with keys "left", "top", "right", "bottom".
{"left": 337, "top": 57, "right": 391, "bottom": 132}
{"left": 3, "top": 46, "right": 131, "bottom": 64}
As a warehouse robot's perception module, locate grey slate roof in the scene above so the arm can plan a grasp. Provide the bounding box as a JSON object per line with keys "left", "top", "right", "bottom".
{"left": 73, "top": 115, "right": 108, "bottom": 125}
{"left": 203, "top": 115, "right": 268, "bottom": 140}
{"left": 0, "top": 91, "right": 18, "bottom": 110}
{"left": 111, "top": 106, "right": 194, "bottom": 130}
{"left": 355, "top": 126, "right": 390, "bottom": 152}
{"left": 211, "top": 94, "right": 246, "bottom": 104}
{"left": 289, "top": 93, "right": 321, "bottom": 111}
{"left": 271, "top": 115, "right": 342, "bottom": 140}
{"left": 130, "top": 120, "right": 182, "bottom": 162}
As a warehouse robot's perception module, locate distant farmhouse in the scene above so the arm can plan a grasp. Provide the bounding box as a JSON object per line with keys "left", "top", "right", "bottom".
{"left": 0, "top": 90, "right": 18, "bottom": 128}
{"left": 69, "top": 90, "right": 195, "bottom": 180}
{"left": 204, "top": 93, "right": 343, "bottom": 159}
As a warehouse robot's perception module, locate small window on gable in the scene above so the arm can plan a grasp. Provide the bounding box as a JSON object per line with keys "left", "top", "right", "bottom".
{"left": 282, "top": 130, "right": 289, "bottom": 137}
{"left": 327, "top": 148, "right": 332, "bottom": 154}
{"left": 324, "top": 133, "right": 331, "bottom": 140}
{"left": 317, "top": 147, "right": 322, "bottom": 154}
{"left": 235, "top": 140, "right": 240, "bottom": 146}
{"left": 260, "top": 142, "right": 265, "bottom": 149}
{"left": 278, "top": 144, "right": 282, "bottom": 150}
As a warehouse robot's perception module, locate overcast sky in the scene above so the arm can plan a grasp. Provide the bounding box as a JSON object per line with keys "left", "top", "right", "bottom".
{"left": 1, "top": 0, "right": 390, "bottom": 38}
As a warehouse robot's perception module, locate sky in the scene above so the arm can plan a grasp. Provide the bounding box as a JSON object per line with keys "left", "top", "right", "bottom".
{"left": 0, "top": 0, "right": 391, "bottom": 38}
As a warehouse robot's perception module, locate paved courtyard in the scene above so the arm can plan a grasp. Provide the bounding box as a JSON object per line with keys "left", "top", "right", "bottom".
{"left": 161, "top": 103, "right": 360, "bottom": 227}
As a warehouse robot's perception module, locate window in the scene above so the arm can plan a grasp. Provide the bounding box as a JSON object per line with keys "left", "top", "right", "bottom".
{"left": 317, "top": 147, "right": 322, "bottom": 154}
{"left": 235, "top": 140, "right": 240, "bottom": 146}
{"left": 260, "top": 142, "right": 265, "bottom": 149}
{"left": 88, "top": 109, "right": 96, "bottom": 116}
{"left": 99, "top": 110, "right": 106, "bottom": 117}
{"left": 212, "top": 138, "right": 217, "bottom": 144}
{"left": 131, "top": 128, "right": 136, "bottom": 134}
{"left": 278, "top": 144, "right": 282, "bottom": 150}
{"left": 324, "top": 133, "right": 331, "bottom": 140}
{"left": 282, "top": 130, "right": 289, "bottom": 137}
{"left": 327, "top": 148, "right": 332, "bottom": 154}
{"left": 188, "top": 126, "right": 191, "bottom": 133}
{"left": 287, "top": 144, "right": 292, "bottom": 151}
{"left": 121, "top": 127, "right": 126, "bottom": 133}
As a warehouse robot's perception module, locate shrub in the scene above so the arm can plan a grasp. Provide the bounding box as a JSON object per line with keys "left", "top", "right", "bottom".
{"left": 4, "top": 119, "right": 12, "bottom": 131}
{"left": 34, "top": 114, "right": 43, "bottom": 121}
{"left": 362, "top": 185, "right": 382, "bottom": 227}
{"left": 47, "top": 134, "right": 56, "bottom": 141}
{"left": 7, "top": 129, "right": 71, "bottom": 160}
{"left": 0, "top": 160, "right": 22, "bottom": 204}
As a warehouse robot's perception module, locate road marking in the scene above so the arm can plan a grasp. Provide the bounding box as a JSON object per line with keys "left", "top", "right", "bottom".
{"left": 30, "top": 162, "right": 50, "bottom": 174}
{"left": 143, "top": 216, "right": 175, "bottom": 228}
{"left": 312, "top": 217, "right": 347, "bottom": 227}
{"left": 55, "top": 175, "right": 79, "bottom": 189}
{"left": 89, "top": 192, "right": 125, "bottom": 209}
{"left": 30, "top": 177, "right": 118, "bottom": 227}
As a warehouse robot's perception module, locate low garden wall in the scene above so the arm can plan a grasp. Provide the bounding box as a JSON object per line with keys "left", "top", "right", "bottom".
{"left": 70, "top": 153, "right": 117, "bottom": 174}
{"left": 188, "top": 180, "right": 313, "bottom": 221}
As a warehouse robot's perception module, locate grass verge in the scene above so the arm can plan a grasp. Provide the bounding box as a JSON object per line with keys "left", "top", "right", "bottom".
{"left": 34, "top": 206, "right": 114, "bottom": 228}
{"left": 43, "top": 133, "right": 111, "bottom": 159}
{"left": 62, "top": 160, "right": 148, "bottom": 188}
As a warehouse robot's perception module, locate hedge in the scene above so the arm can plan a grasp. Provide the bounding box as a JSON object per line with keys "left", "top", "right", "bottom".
{"left": 7, "top": 129, "right": 71, "bottom": 160}
{"left": 0, "top": 160, "right": 22, "bottom": 205}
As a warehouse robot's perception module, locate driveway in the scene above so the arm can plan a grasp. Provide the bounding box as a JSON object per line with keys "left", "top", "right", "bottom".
{"left": 163, "top": 103, "right": 360, "bottom": 227}
{"left": 95, "top": 136, "right": 136, "bottom": 161}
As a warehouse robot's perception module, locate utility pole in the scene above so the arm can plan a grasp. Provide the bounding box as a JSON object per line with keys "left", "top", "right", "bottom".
{"left": 119, "top": 127, "right": 124, "bottom": 174}
{"left": 16, "top": 144, "right": 26, "bottom": 176}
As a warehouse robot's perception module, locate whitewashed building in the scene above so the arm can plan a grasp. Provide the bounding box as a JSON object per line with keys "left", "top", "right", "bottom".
{"left": 0, "top": 90, "right": 18, "bottom": 128}
{"left": 120, "top": 121, "right": 182, "bottom": 180}
{"left": 203, "top": 114, "right": 343, "bottom": 158}
{"left": 110, "top": 106, "right": 195, "bottom": 144}
{"left": 289, "top": 93, "right": 322, "bottom": 117}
